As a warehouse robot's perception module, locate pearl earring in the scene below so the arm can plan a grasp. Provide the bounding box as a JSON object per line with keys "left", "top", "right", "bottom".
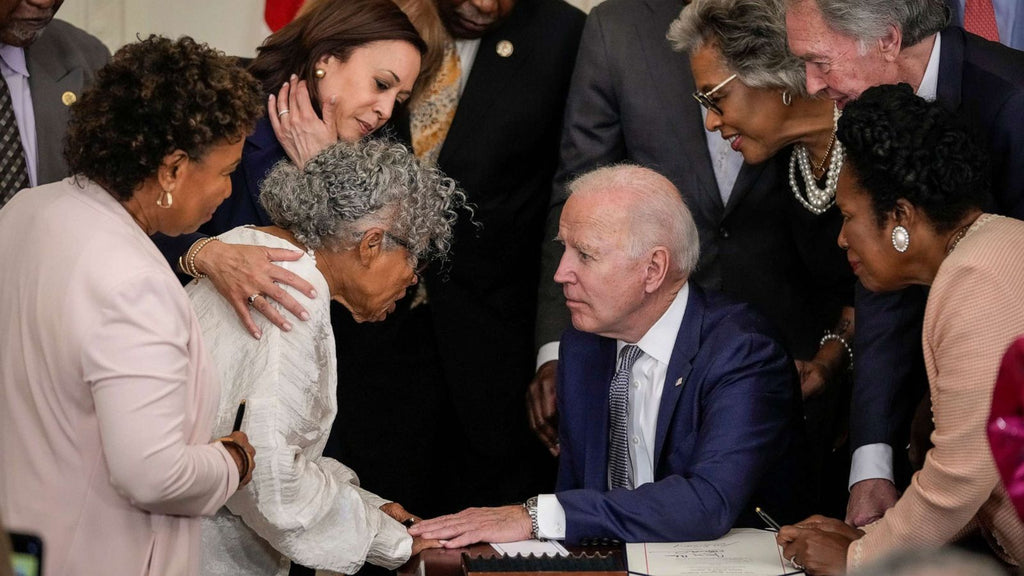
{"left": 314, "top": 68, "right": 326, "bottom": 79}
{"left": 891, "top": 225, "right": 910, "bottom": 253}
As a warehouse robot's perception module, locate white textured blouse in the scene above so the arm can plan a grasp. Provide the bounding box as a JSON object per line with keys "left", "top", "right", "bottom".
{"left": 190, "top": 227, "right": 412, "bottom": 576}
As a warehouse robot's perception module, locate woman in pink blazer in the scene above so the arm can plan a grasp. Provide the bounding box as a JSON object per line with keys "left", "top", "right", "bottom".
{"left": 0, "top": 36, "right": 263, "bottom": 576}
{"left": 777, "top": 84, "right": 1024, "bottom": 573}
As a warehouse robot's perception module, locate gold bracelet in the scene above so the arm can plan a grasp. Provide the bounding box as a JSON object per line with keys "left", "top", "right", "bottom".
{"left": 218, "top": 436, "right": 253, "bottom": 481}
{"left": 181, "top": 237, "right": 219, "bottom": 279}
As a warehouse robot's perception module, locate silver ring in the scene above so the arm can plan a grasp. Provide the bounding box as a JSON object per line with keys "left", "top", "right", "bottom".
{"left": 247, "top": 293, "right": 262, "bottom": 306}
{"left": 277, "top": 108, "right": 291, "bottom": 118}
{"left": 789, "top": 556, "right": 803, "bottom": 570}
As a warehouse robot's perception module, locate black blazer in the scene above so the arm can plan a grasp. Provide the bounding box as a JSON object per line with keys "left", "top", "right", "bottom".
{"left": 850, "top": 27, "right": 1024, "bottom": 463}
{"left": 534, "top": 0, "right": 852, "bottom": 361}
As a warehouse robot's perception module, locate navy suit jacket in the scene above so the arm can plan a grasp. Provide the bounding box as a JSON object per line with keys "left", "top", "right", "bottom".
{"left": 851, "top": 28, "right": 1024, "bottom": 470}
{"left": 554, "top": 286, "right": 805, "bottom": 543}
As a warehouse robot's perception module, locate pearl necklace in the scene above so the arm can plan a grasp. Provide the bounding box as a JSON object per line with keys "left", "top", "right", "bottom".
{"left": 790, "top": 104, "right": 843, "bottom": 215}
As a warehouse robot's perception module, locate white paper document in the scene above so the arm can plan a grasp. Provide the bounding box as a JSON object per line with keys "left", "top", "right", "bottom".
{"left": 626, "top": 528, "right": 795, "bottom": 575}
{"left": 491, "top": 539, "right": 571, "bottom": 557}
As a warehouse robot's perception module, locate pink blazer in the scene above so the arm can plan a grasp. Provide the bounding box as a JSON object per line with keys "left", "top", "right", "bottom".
{"left": 0, "top": 179, "right": 239, "bottom": 576}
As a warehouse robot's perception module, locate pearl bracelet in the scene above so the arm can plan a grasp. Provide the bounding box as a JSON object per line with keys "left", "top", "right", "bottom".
{"left": 820, "top": 330, "right": 853, "bottom": 371}
{"left": 179, "top": 236, "right": 219, "bottom": 279}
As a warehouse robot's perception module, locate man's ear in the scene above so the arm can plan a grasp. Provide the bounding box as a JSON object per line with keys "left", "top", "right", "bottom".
{"left": 157, "top": 149, "right": 188, "bottom": 192}
{"left": 643, "top": 246, "right": 670, "bottom": 294}
{"left": 878, "top": 24, "right": 902, "bottom": 62}
{"left": 357, "top": 227, "right": 386, "bottom": 266}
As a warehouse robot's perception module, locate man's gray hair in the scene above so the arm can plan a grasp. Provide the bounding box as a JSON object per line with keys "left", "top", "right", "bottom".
{"left": 790, "top": 0, "right": 948, "bottom": 48}
{"left": 567, "top": 164, "right": 700, "bottom": 278}
{"left": 668, "top": 0, "right": 807, "bottom": 96}
{"left": 260, "top": 139, "right": 463, "bottom": 259}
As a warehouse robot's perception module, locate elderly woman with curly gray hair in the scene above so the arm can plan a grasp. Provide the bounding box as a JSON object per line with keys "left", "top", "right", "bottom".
{"left": 190, "top": 139, "right": 462, "bottom": 576}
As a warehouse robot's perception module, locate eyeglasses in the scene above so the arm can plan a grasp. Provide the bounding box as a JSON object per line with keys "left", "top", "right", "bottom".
{"left": 692, "top": 74, "right": 737, "bottom": 115}
{"left": 384, "top": 231, "right": 427, "bottom": 274}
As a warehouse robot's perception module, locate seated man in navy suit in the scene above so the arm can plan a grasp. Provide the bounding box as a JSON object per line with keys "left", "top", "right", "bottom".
{"left": 409, "top": 165, "right": 804, "bottom": 545}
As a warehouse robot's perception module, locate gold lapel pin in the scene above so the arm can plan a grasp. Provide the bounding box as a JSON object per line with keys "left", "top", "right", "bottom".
{"left": 61, "top": 91, "right": 77, "bottom": 106}
{"left": 496, "top": 40, "right": 514, "bottom": 58}
{"left": 674, "top": 377, "right": 683, "bottom": 387}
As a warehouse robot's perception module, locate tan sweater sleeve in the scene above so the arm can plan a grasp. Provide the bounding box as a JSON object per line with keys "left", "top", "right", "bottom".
{"left": 849, "top": 255, "right": 1024, "bottom": 569}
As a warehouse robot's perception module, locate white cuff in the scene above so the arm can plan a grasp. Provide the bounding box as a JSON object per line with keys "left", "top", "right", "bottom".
{"left": 849, "top": 443, "right": 894, "bottom": 490}
{"left": 536, "top": 342, "right": 560, "bottom": 371}
{"left": 536, "top": 493, "right": 566, "bottom": 540}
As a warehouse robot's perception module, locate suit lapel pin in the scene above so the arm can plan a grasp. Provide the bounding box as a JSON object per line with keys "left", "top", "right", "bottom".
{"left": 61, "top": 91, "right": 77, "bottom": 106}
{"left": 496, "top": 40, "right": 514, "bottom": 58}
{"left": 674, "top": 377, "right": 683, "bottom": 387}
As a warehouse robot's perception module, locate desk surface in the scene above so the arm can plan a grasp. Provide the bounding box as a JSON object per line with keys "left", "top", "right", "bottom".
{"left": 398, "top": 545, "right": 623, "bottom": 576}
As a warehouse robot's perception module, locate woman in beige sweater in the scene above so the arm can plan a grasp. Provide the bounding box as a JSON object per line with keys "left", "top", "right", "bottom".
{"left": 776, "top": 84, "right": 1024, "bottom": 574}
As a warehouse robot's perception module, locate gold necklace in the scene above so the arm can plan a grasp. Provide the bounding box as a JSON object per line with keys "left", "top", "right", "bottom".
{"left": 812, "top": 128, "right": 837, "bottom": 179}
{"left": 945, "top": 225, "right": 970, "bottom": 254}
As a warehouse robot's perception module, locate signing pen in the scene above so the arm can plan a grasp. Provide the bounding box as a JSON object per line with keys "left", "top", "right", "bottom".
{"left": 755, "top": 506, "right": 782, "bottom": 532}
{"left": 232, "top": 400, "right": 246, "bottom": 432}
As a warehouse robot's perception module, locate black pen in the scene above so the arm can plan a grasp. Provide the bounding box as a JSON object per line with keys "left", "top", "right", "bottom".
{"left": 232, "top": 400, "right": 246, "bottom": 432}
{"left": 756, "top": 506, "right": 782, "bottom": 532}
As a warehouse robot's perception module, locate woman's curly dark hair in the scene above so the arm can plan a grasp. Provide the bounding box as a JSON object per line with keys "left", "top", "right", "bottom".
{"left": 836, "top": 83, "right": 991, "bottom": 233}
{"left": 65, "top": 35, "right": 264, "bottom": 201}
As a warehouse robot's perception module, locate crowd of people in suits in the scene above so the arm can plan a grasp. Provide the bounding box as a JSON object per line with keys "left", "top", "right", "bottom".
{"left": 1, "top": 0, "right": 1023, "bottom": 575}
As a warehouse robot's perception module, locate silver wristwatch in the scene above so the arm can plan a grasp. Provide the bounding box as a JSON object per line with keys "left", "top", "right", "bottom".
{"left": 524, "top": 496, "right": 540, "bottom": 540}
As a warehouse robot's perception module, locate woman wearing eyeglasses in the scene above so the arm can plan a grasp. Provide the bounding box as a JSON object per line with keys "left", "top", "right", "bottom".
{"left": 192, "top": 139, "right": 463, "bottom": 576}
{"left": 670, "top": 0, "right": 842, "bottom": 215}
{"left": 669, "top": 0, "right": 853, "bottom": 459}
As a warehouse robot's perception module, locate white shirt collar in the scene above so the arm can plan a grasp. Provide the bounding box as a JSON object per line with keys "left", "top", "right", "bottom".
{"left": 916, "top": 32, "right": 941, "bottom": 102}
{"left": 617, "top": 283, "right": 690, "bottom": 366}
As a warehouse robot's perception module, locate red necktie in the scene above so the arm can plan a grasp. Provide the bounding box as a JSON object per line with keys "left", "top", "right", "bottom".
{"left": 964, "top": 0, "right": 1001, "bottom": 43}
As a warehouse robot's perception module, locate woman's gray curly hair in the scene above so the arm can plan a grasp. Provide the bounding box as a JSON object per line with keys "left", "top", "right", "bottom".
{"left": 668, "top": 0, "right": 807, "bottom": 96}
{"left": 259, "top": 139, "right": 463, "bottom": 260}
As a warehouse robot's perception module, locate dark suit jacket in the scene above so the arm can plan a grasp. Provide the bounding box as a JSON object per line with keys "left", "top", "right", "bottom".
{"left": 851, "top": 27, "right": 1024, "bottom": 465}
{"left": 534, "top": 0, "right": 852, "bottom": 361}
{"left": 555, "top": 286, "right": 805, "bottom": 543}
{"left": 383, "top": 0, "right": 586, "bottom": 460}
{"left": 24, "top": 19, "right": 109, "bottom": 185}
{"left": 332, "top": 0, "right": 586, "bottom": 512}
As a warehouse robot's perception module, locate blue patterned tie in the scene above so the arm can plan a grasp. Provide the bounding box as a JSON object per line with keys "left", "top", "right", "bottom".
{"left": 609, "top": 344, "right": 642, "bottom": 489}
{"left": 0, "top": 73, "right": 29, "bottom": 208}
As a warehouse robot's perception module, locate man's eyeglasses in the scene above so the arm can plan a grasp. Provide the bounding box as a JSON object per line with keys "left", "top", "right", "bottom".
{"left": 692, "top": 74, "right": 737, "bottom": 115}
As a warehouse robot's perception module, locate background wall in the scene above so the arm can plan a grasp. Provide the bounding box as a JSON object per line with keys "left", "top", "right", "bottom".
{"left": 58, "top": 0, "right": 600, "bottom": 56}
{"left": 59, "top": 0, "right": 271, "bottom": 57}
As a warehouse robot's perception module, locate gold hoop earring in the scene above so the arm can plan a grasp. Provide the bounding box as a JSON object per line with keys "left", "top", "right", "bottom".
{"left": 314, "top": 68, "right": 326, "bottom": 79}
{"left": 156, "top": 188, "right": 173, "bottom": 209}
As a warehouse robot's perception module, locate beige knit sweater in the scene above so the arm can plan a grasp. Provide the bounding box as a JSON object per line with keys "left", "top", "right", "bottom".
{"left": 849, "top": 214, "right": 1024, "bottom": 569}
